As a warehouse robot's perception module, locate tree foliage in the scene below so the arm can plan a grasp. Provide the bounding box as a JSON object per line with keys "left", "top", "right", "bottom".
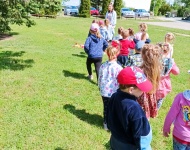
{"left": 158, "top": 1, "right": 171, "bottom": 15}
{"left": 79, "top": 0, "right": 90, "bottom": 18}
{"left": 0, "top": 0, "right": 61, "bottom": 33}
{"left": 150, "top": 0, "right": 163, "bottom": 16}
{"left": 91, "top": 0, "right": 103, "bottom": 10}
{"left": 101, "top": 0, "right": 111, "bottom": 15}
{"left": 114, "top": 0, "right": 122, "bottom": 17}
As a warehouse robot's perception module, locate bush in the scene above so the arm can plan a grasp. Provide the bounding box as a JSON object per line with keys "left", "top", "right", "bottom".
{"left": 79, "top": 0, "right": 90, "bottom": 18}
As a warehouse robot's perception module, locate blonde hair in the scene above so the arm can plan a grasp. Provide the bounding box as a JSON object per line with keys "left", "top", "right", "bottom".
{"left": 139, "top": 23, "right": 148, "bottom": 32}
{"left": 141, "top": 44, "right": 162, "bottom": 93}
{"left": 165, "top": 32, "right": 175, "bottom": 43}
{"left": 128, "top": 28, "right": 134, "bottom": 36}
{"left": 156, "top": 42, "right": 170, "bottom": 55}
{"left": 90, "top": 30, "right": 102, "bottom": 38}
{"left": 121, "top": 29, "right": 129, "bottom": 39}
{"left": 106, "top": 46, "right": 120, "bottom": 60}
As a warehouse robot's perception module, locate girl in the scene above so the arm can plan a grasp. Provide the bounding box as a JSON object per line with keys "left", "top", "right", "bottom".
{"left": 98, "top": 46, "right": 122, "bottom": 130}
{"left": 113, "top": 27, "right": 124, "bottom": 40}
{"left": 163, "top": 89, "right": 190, "bottom": 149}
{"left": 84, "top": 23, "right": 108, "bottom": 81}
{"left": 127, "top": 28, "right": 135, "bottom": 55}
{"left": 165, "top": 32, "right": 175, "bottom": 57}
{"left": 137, "top": 44, "right": 162, "bottom": 119}
{"left": 104, "top": 19, "right": 114, "bottom": 42}
{"left": 117, "top": 28, "right": 135, "bottom": 67}
{"left": 134, "top": 23, "right": 151, "bottom": 44}
{"left": 105, "top": 4, "right": 117, "bottom": 30}
{"left": 156, "top": 42, "right": 180, "bottom": 109}
{"left": 99, "top": 20, "right": 108, "bottom": 40}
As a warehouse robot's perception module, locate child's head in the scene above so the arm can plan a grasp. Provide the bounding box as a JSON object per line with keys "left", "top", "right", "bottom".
{"left": 165, "top": 32, "right": 175, "bottom": 43}
{"left": 92, "top": 19, "right": 99, "bottom": 24}
{"left": 121, "top": 29, "right": 131, "bottom": 39}
{"left": 135, "top": 41, "right": 145, "bottom": 53}
{"left": 139, "top": 23, "right": 148, "bottom": 32}
{"left": 98, "top": 20, "right": 104, "bottom": 27}
{"left": 90, "top": 23, "right": 101, "bottom": 38}
{"left": 117, "top": 66, "right": 153, "bottom": 97}
{"left": 104, "top": 19, "right": 110, "bottom": 27}
{"left": 118, "top": 27, "right": 124, "bottom": 35}
{"left": 141, "top": 44, "right": 162, "bottom": 93}
{"left": 106, "top": 46, "right": 120, "bottom": 61}
{"left": 128, "top": 28, "right": 134, "bottom": 36}
{"left": 156, "top": 42, "right": 171, "bottom": 56}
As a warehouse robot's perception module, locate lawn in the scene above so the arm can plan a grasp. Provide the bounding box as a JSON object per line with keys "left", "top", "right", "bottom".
{"left": 0, "top": 16, "right": 190, "bottom": 150}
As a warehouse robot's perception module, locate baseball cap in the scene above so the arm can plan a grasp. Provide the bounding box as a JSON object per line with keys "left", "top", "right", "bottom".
{"left": 117, "top": 66, "right": 152, "bottom": 92}
{"left": 135, "top": 41, "right": 145, "bottom": 51}
{"left": 90, "top": 23, "right": 99, "bottom": 32}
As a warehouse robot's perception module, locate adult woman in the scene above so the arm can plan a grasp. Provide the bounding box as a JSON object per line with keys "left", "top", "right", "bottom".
{"left": 105, "top": 4, "right": 117, "bottom": 34}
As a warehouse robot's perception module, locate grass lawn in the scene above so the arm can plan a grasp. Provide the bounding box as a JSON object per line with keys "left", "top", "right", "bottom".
{"left": 0, "top": 16, "right": 190, "bottom": 149}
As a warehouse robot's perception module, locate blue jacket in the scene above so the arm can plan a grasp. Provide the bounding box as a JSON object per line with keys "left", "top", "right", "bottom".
{"left": 84, "top": 34, "right": 108, "bottom": 58}
{"left": 107, "top": 90, "right": 152, "bottom": 150}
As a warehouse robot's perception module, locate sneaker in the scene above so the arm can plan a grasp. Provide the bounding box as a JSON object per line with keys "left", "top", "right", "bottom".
{"left": 88, "top": 75, "right": 93, "bottom": 80}
{"left": 103, "top": 123, "right": 108, "bottom": 131}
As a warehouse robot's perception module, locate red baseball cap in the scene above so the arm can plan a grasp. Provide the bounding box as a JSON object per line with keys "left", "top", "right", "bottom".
{"left": 117, "top": 66, "right": 152, "bottom": 92}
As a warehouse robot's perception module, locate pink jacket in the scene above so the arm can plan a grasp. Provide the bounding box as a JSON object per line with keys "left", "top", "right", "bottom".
{"left": 156, "top": 61, "right": 179, "bottom": 100}
{"left": 163, "top": 91, "right": 190, "bottom": 142}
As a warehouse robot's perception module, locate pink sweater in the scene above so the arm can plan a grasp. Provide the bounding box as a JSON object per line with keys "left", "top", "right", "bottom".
{"left": 163, "top": 91, "right": 190, "bottom": 142}
{"left": 156, "top": 61, "right": 179, "bottom": 100}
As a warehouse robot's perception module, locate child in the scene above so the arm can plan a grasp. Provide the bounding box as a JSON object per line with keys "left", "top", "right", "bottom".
{"left": 156, "top": 43, "right": 180, "bottom": 109}
{"left": 165, "top": 32, "right": 175, "bottom": 57}
{"left": 134, "top": 23, "right": 151, "bottom": 44}
{"left": 99, "top": 20, "right": 108, "bottom": 40}
{"left": 127, "top": 41, "right": 145, "bottom": 67}
{"left": 104, "top": 19, "right": 114, "bottom": 42}
{"left": 117, "top": 28, "right": 135, "bottom": 67}
{"left": 113, "top": 27, "right": 124, "bottom": 40}
{"left": 163, "top": 89, "right": 190, "bottom": 149}
{"left": 127, "top": 28, "right": 135, "bottom": 55}
{"left": 107, "top": 66, "right": 153, "bottom": 150}
{"left": 84, "top": 23, "right": 108, "bottom": 81}
{"left": 137, "top": 44, "right": 162, "bottom": 119}
{"left": 98, "top": 46, "right": 123, "bottom": 130}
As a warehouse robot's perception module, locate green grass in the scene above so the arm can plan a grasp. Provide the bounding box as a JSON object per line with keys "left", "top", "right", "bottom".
{"left": 0, "top": 16, "right": 190, "bottom": 149}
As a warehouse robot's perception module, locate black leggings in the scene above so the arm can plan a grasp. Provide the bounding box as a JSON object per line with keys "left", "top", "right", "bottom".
{"left": 86, "top": 57, "right": 102, "bottom": 80}
{"left": 102, "top": 96, "right": 110, "bottom": 123}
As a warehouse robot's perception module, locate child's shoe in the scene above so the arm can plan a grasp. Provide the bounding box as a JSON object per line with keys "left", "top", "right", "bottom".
{"left": 103, "top": 123, "right": 108, "bottom": 131}
{"left": 88, "top": 75, "right": 93, "bottom": 80}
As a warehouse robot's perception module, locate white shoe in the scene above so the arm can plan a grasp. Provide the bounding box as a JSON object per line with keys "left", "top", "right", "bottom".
{"left": 103, "top": 123, "right": 108, "bottom": 131}
{"left": 88, "top": 75, "right": 93, "bottom": 80}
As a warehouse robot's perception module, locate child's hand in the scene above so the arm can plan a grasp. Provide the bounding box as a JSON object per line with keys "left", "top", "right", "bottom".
{"left": 163, "top": 131, "right": 170, "bottom": 137}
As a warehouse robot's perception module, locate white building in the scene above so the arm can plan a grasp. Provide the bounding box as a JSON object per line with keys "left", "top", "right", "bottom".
{"left": 123, "top": 0, "right": 151, "bottom": 11}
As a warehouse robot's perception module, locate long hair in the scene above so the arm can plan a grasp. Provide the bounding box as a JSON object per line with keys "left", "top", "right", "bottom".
{"left": 106, "top": 46, "right": 120, "bottom": 61}
{"left": 141, "top": 32, "right": 147, "bottom": 41}
{"left": 104, "top": 19, "right": 110, "bottom": 28}
{"left": 139, "top": 23, "right": 148, "bottom": 32}
{"left": 141, "top": 44, "right": 162, "bottom": 93}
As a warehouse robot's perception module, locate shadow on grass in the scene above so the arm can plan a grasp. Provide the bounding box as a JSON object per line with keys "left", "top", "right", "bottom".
{"left": 72, "top": 52, "right": 87, "bottom": 58}
{"left": 0, "top": 32, "right": 19, "bottom": 40}
{"left": 55, "top": 148, "right": 65, "bottom": 150}
{"left": 0, "top": 51, "right": 34, "bottom": 70}
{"left": 104, "top": 141, "right": 111, "bottom": 150}
{"left": 64, "top": 104, "right": 103, "bottom": 127}
{"left": 62, "top": 70, "right": 97, "bottom": 85}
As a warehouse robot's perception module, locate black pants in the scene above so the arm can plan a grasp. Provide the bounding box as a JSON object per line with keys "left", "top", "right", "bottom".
{"left": 117, "top": 55, "right": 128, "bottom": 67}
{"left": 86, "top": 57, "right": 102, "bottom": 80}
{"left": 102, "top": 96, "right": 110, "bottom": 123}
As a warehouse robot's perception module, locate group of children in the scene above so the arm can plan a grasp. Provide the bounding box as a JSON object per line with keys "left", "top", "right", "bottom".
{"left": 83, "top": 20, "right": 190, "bottom": 149}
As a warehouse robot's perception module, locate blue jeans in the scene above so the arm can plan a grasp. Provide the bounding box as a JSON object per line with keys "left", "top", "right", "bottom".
{"left": 173, "top": 138, "right": 190, "bottom": 150}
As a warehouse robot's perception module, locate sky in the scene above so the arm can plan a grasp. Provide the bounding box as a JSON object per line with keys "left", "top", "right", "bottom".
{"left": 123, "top": 0, "right": 151, "bottom": 11}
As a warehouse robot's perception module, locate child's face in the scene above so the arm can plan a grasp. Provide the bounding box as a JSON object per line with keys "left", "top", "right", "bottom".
{"left": 131, "top": 87, "right": 143, "bottom": 97}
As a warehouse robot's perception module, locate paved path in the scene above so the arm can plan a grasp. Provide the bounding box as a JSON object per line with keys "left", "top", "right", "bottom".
{"left": 146, "top": 17, "right": 190, "bottom": 31}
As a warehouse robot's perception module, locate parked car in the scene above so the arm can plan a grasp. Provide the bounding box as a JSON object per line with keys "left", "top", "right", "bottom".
{"left": 64, "top": 6, "right": 79, "bottom": 15}
{"left": 90, "top": 7, "right": 99, "bottom": 15}
{"left": 121, "top": 8, "right": 135, "bottom": 18}
{"left": 134, "top": 9, "right": 150, "bottom": 18}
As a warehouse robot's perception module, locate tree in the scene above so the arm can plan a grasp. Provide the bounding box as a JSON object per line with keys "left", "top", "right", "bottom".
{"left": 150, "top": 0, "right": 163, "bottom": 16}
{"left": 114, "top": 0, "right": 122, "bottom": 17}
{"left": 91, "top": 0, "right": 103, "bottom": 10}
{"left": 159, "top": 1, "right": 171, "bottom": 15}
{"left": 181, "top": 0, "right": 190, "bottom": 7}
{"left": 79, "top": 0, "right": 90, "bottom": 18}
{"left": 0, "top": 0, "right": 36, "bottom": 33}
{"left": 101, "top": 0, "right": 111, "bottom": 15}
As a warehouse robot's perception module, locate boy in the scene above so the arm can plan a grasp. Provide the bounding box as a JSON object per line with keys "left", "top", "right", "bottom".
{"left": 127, "top": 41, "right": 145, "bottom": 67}
{"left": 107, "top": 66, "right": 152, "bottom": 150}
